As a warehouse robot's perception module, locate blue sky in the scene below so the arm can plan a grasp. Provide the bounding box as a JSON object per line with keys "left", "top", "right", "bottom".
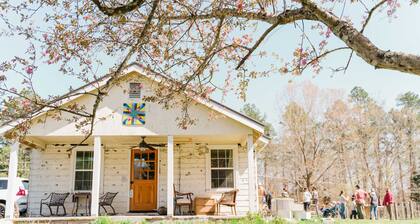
{"left": 1, "top": 2, "right": 419, "bottom": 129}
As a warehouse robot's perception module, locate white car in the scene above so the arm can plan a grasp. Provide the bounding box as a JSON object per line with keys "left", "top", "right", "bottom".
{"left": 0, "top": 177, "right": 29, "bottom": 218}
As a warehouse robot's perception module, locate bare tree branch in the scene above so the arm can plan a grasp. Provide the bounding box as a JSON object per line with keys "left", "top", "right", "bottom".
{"left": 360, "top": 0, "right": 387, "bottom": 33}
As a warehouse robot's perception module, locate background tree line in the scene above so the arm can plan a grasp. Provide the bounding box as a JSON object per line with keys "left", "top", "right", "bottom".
{"left": 242, "top": 82, "right": 419, "bottom": 205}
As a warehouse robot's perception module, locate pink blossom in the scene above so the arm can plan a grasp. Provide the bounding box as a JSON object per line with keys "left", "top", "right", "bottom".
{"left": 22, "top": 99, "right": 31, "bottom": 107}
{"left": 325, "top": 28, "right": 332, "bottom": 38}
{"left": 236, "top": 0, "right": 244, "bottom": 11}
{"left": 319, "top": 40, "right": 327, "bottom": 50}
{"left": 25, "top": 66, "right": 33, "bottom": 74}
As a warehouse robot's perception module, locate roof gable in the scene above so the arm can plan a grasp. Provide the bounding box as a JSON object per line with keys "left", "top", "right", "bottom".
{"left": 0, "top": 63, "right": 264, "bottom": 136}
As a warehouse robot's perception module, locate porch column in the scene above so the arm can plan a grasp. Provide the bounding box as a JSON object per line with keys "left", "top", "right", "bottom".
{"left": 247, "top": 134, "right": 257, "bottom": 212}
{"left": 5, "top": 142, "right": 19, "bottom": 219}
{"left": 166, "top": 135, "right": 174, "bottom": 216}
{"left": 91, "top": 136, "right": 103, "bottom": 216}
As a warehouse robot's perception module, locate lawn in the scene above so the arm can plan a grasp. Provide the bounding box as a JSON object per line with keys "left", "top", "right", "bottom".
{"left": 91, "top": 216, "right": 420, "bottom": 224}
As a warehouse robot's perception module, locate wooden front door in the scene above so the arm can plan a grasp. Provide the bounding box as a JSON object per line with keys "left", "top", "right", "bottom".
{"left": 130, "top": 149, "right": 157, "bottom": 211}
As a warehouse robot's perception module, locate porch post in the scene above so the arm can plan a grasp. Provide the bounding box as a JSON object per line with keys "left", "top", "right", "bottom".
{"left": 247, "top": 134, "right": 257, "bottom": 213}
{"left": 91, "top": 136, "right": 103, "bottom": 216}
{"left": 5, "top": 142, "right": 19, "bottom": 219}
{"left": 166, "top": 135, "right": 174, "bottom": 216}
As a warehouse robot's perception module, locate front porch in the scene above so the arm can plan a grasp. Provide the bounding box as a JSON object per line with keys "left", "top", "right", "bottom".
{"left": 12, "top": 214, "right": 247, "bottom": 223}
{"left": 5, "top": 134, "right": 260, "bottom": 219}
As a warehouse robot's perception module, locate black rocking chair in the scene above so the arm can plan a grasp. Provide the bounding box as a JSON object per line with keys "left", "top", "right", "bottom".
{"left": 99, "top": 192, "right": 118, "bottom": 215}
{"left": 40, "top": 192, "right": 70, "bottom": 216}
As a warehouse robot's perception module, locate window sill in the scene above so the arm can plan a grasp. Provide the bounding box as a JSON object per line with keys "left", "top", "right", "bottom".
{"left": 209, "top": 187, "right": 236, "bottom": 193}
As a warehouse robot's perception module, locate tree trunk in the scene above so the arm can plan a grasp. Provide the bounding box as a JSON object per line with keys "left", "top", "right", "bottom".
{"left": 397, "top": 154, "right": 408, "bottom": 218}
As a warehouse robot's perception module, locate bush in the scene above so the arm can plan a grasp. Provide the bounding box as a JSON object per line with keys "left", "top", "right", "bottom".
{"left": 91, "top": 217, "right": 140, "bottom": 224}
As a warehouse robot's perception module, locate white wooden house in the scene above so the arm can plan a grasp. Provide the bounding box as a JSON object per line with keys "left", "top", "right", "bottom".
{"left": 0, "top": 63, "right": 268, "bottom": 219}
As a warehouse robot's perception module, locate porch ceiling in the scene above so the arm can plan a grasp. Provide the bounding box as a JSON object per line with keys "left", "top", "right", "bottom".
{"left": 24, "top": 135, "right": 247, "bottom": 148}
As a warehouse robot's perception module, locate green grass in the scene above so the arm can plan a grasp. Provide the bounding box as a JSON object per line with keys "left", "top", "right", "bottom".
{"left": 91, "top": 215, "right": 420, "bottom": 224}
{"left": 299, "top": 218, "right": 420, "bottom": 224}
{"left": 332, "top": 220, "right": 420, "bottom": 224}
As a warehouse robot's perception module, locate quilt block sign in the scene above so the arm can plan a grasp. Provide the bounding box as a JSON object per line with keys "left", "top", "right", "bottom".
{"left": 122, "top": 102, "right": 146, "bottom": 125}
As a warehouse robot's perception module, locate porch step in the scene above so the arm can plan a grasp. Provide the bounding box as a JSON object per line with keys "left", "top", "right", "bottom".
{"left": 10, "top": 214, "right": 247, "bottom": 223}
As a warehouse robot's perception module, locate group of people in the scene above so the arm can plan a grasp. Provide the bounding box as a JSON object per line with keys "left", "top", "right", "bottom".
{"left": 302, "top": 185, "right": 394, "bottom": 220}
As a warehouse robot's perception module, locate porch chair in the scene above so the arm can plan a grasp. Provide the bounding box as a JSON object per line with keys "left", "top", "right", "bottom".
{"left": 216, "top": 189, "right": 239, "bottom": 216}
{"left": 174, "top": 185, "right": 194, "bottom": 215}
{"left": 99, "top": 192, "right": 118, "bottom": 215}
{"left": 40, "top": 192, "right": 70, "bottom": 216}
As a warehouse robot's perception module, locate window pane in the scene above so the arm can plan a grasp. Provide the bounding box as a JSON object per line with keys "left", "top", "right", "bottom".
{"left": 0, "top": 180, "right": 7, "bottom": 189}
{"left": 141, "top": 153, "right": 148, "bottom": 161}
{"left": 225, "top": 150, "right": 231, "bottom": 158}
{"left": 148, "top": 171, "right": 155, "bottom": 180}
{"left": 226, "top": 158, "right": 233, "bottom": 168}
{"left": 22, "top": 180, "right": 29, "bottom": 189}
{"left": 149, "top": 152, "right": 155, "bottom": 161}
{"left": 84, "top": 151, "right": 93, "bottom": 169}
{"left": 218, "top": 158, "right": 226, "bottom": 167}
{"left": 211, "top": 159, "right": 218, "bottom": 168}
{"left": 76, "top": 151, "right": 94, "bottom": 169}
{"left": 148, "top": 162, "right": 155, "bottom": 170}
{"left": 74, "top": 171, "right": 92, "bottom": 191}
{"left": 218, "top": 150, "right": 225, "bottom": 158}
{"left": 141, "top": 170, "right": 148, "bottom": 180}
{"left": 76, "top": 151, "right": 84, "bottom": 169}
{"left": 211, "top": 150, "right": 217, "bottom": 159}
{"left": 211, "top": 169, "right": 233, "bottom": 188}
{"left": 211, "top": 170, "right": 219, "bottom": 179}
{"left": 133, "top": 157, "right": 144, "bottom": 180}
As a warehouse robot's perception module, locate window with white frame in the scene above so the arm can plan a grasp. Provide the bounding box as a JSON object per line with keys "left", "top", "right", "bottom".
{"left": 74, "top": 151, "right": 93, "bottom": 191}
{"left": 210, "top": 149, "right": 234, "bottom": 188}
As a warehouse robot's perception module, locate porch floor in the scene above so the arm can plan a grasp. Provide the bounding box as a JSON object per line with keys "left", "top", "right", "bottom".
{"left": 11, "top": 214, "right": 246, "bottom": 223}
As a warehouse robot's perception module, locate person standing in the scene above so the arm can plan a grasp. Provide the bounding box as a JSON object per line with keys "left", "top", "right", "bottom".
{"left": 312, "top": 187, "right": 319, "bottom": 216}
{"left": 303, "top": 188, "right": 312, "bottom": 212}
{"left": 354, "top": 185, "right": 367, "bottom": 219}
{"left": 370, "top": 189, "right": 379, "bottom": 220}
{"left": 281, "top": 184, "right": 290, "bottom": 198}
{"left": 350, "top": 195, "right": 358, "bottom": 219}
{"left": 383, "top": 188, "right": 394, "bottom": 220}
{"left": 338, "top": 191, "right": 348, "bottom": 219}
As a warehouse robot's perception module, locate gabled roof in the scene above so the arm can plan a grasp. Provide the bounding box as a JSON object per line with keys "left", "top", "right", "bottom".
{"left": 0, "top": 63, "right": 265, "bottom": 135}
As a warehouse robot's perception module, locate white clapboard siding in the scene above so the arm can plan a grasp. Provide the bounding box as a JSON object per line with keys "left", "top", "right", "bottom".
{"left": 28, "top": 144, "right": 252, "bottom": 215}
{"left": 27, "top": 147, "right": 73, "bottom": 216}
{"left": 102, "top": 147, "right": 130, "bottom": 213}
{"left": 158, "top": 144, "right": 251, "bottom": 215}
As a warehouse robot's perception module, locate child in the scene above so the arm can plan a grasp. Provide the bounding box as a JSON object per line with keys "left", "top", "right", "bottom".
{"left": 350, "top": 195, "right": 358, "bottom": 219}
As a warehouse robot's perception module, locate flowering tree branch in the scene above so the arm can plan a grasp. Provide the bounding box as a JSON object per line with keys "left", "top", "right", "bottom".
{"left": 91, "top": 0, "right": 146, "bottom": 16}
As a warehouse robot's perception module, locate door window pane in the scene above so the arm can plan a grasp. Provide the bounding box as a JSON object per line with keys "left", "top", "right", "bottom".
{"left": 133, "top": 151, "right": 156, "bottom": 180}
